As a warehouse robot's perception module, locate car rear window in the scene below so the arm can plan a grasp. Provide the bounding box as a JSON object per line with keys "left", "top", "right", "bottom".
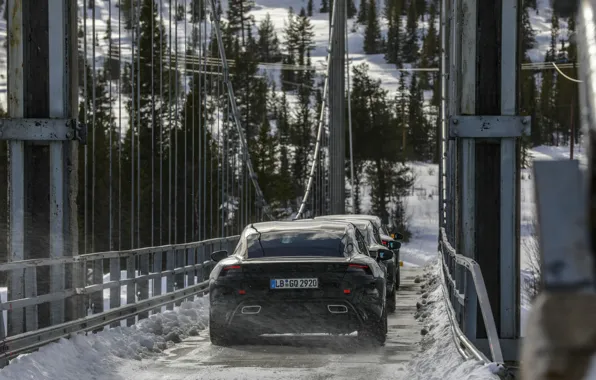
{"left": 245, "top": 230, "right": 345, "bottom": 258}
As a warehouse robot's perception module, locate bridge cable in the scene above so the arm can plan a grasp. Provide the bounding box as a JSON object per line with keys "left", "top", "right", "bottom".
{"left": 346, "top": 2, "right": 355, "bottom": 214}
{"left": 208, "top": 0, "right": 273, "bottom": 221}
{"left": 294, "top": 0, "right": 339, "bottom": 219}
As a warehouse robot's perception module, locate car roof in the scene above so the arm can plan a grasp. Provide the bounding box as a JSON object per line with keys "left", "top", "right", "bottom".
{"left": 247, "top": 219, "right": 352, "bottom": 234}
{"left": 312, "top": 216, "right": 372, "bottom": 229}
{"left": 314, "top": 214, "right": 382, "bottom": 224}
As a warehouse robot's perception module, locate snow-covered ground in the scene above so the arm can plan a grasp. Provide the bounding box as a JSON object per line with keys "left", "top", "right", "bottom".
{"left": 0, "top": 296, "right": 210, "bottom": 380}
{"left": 406, "top": 265, "right": 501, "bottom": 380}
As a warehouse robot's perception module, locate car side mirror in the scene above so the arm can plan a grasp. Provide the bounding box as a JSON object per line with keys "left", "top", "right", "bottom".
{"left": 388, "top": 241, "right": 401, "bottom": 250}
{"left": 378, "top": 249, "right": 394, "bottom": 261}
{"left": 391, "top": 232, "right": 404, "bottom": 240}
{"left": 211, "top": 250, "right": 228, "bottom": 262}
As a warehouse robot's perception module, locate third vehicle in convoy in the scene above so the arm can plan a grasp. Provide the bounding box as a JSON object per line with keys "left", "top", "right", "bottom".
{"left": 310, "top": 216, "right": 401, "bottom": 312}
{"left": 208, "top": 220, "right": 393, "bottom": 346}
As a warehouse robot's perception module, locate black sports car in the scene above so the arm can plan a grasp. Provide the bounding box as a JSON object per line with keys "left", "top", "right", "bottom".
{"left": 312, "top": 216, "right": 401, "bottom": 312}
{"left": 208, "top": 220, "right": 393, "bottom": 346}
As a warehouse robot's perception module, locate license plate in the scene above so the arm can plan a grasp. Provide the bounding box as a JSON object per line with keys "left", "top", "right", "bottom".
{"left": 270, "top": 278, "right": 318, "bottom": 289}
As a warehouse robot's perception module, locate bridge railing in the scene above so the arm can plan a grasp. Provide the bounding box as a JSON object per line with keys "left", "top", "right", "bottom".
{"left": 0, "top": 235, "right": 239, "bottom": 368}
{"left": 439, "top": 228, "right": 504, "bottom": 366}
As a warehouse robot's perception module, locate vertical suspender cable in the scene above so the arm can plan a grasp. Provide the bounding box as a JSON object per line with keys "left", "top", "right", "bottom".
{"left": 168, "top": 3, "right": 173, "bottom": 244}
{"left": 191, "top": 14, "right": 196, "bottom": 241}
{"left": 151, "top": 0, "right": 156, "bottom": 247}
{"left": 159, "top": 0, "right": 164, "bottom": 246}
{"left": 130, "top": 0, "right": 136, "bottom": 250}
{"left": 83, "top": 0, "right": 88, "bottom": 254}
{"left": 108, "top": 0, "right": 113, "bottom": 251}
{"left": 92, "top": 2, "right": 97, "bottom": 253}
{"left": 118, "top": 0, "right": 122, "bottom": 250}
{"left": 295, "top": 0, "right": 338, "bottom": 219}
{"left": 197, "top": 7, "right": 203, "bottom": 241}
{"left": 136, "top": 0, "right": 142, "bottom": 248}
{"left": 184, "top": 0, "right": 189, "bottom": 243}
{"left": 209, "top": 0, "right": 273, "bottom": 221}
{"left": 174, "top": 0, "right": 180, "bottom": 244}
{"left": 346, "top": 3, "right": 355, "bottom": 214}
{"left": 202, "top": 5, "right": 208, "bottom": 240}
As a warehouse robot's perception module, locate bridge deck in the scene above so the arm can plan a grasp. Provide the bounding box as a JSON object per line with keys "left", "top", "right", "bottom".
{"left": 114, "top": 267, "right": 426, "bottom": 379}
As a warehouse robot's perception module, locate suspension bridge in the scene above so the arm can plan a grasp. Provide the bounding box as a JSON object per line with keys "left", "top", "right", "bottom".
{"left": 0, "top": 0, "right": 594, "bottom": 378}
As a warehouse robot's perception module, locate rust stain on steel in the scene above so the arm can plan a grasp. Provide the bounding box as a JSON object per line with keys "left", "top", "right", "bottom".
{"left": 8, "top": 0, "right": 23, "bottom": 113}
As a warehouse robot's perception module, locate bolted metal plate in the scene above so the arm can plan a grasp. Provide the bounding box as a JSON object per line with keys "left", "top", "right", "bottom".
{"left": 0, "top": 118, "right": 78, "bottom": 141}
{"left": 449, "top": 115, "right": 531, "bottom": 138}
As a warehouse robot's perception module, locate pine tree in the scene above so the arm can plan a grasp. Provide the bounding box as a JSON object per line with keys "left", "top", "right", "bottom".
{"left": 350, "top": 64, "right": 410, "bottom": 223}
{"left": 320, "top": 0, "right": 329, "bottom": 13}
{"left": 281, "top": 8, "right": 298, "bottom": 91}
{"left": 348, "top": 0, "right": 357, "bottom": 18}
{"left": 227, "top": 0, "right": 255, "bottom": 47}
{"left": 419, "top": 4, "right": 439, "bottom": 89}
{"left": 189, "top": 0, "right": 205, "bottom": 23}
{"left": 396, "top": 71, "right": 408, "bottom": 153}
{"left": 519, "top": 0, "right": 539, "bottom": 152}
{"left": 257, "top": 13, "right": 282, "bottom": 62}
{"left": 363, "top": 0, "right": 382, "bottom": 54}
{"left": 176, "top": 74, "right": 220, "bottom": 239}
{"left": 123, "top": 0, "right": 177, "bottom": 247}
{"left": 384, "top": 0, "right": 403, "bottom": 65}
{"left": 402, "top": 0, "right": 419, "bottom": 62}
{"left": 406, "top": 74, "right": 431, "bottom": 160}
{"left": 307, "top": 0, "right": 314, "bottom": 16}
{"left": 358, "top": 0, "right": 368, "bottom": 23}
{"left": 78, "top": 65, "right": 118, "bottom": 252}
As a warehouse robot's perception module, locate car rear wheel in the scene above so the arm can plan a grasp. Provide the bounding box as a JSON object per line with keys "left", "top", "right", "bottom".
{"left": 358, "top": 308, "right": 387, "bottom": 346}
{"left": 209, "top": 311, "right": 235, "bottom": 346}
{"left": 210, "top": 321, "right": 232, "bottom": 346}
{"left": 387, "top": 287, "right": 396, "bottom": 312}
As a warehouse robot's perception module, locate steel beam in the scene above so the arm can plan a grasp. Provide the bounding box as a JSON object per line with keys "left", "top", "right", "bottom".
{"left": 449, "top": 116, "right": 530, "bottom": 138}
{"left": 499, "top": 0, "right": 520, "bottom": 341}
{"left": 7, "top": 0, "right": 26, "bottom": 336}
{"left": 329, "top": 0, "right": 346, "bottom": 215}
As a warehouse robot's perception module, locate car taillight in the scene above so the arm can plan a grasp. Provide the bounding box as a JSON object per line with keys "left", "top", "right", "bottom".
{"left": 348, "top": 263, "right": 372, "bottom": 275}
{"left": 219, "top": 264, "right": 242, "bottom": 277}
{"left": 223, "top": 265, "right": 241, "bottom": 271}
{"left": 381, "top": 240, "right": 388, "bottom": 246}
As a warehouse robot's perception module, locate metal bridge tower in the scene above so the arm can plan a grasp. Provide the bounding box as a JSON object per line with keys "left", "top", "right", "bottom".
{"left": 441, "top": 0, "right": 527, "bottom": 362}
{"left": 329, "top": 0, "right": 346, "bottom": 214}
{"left": 2, "top": 0, "right": 81, "bottom": 335}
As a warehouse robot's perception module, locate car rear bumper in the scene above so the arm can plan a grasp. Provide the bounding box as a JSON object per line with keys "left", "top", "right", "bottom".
{"left": 210, "top": 297, "right": 382, "bottom": 335}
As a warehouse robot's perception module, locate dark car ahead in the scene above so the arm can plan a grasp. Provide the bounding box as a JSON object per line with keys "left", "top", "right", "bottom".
{"left": 317, "top": 214, "right": 403, "bottom": 290}
{"left": 208, "top": 220, "right": 393, "bottom": 346}
{"left": 312, "top": 216, "right": 400, "bottom": 312}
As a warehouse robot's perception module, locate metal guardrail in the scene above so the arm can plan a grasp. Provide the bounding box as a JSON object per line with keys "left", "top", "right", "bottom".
{"left": 0, "top": 235, "right": 240, "bottom": 367}
{"left": 438, "top": 228, "right": 505, "bottom": 365}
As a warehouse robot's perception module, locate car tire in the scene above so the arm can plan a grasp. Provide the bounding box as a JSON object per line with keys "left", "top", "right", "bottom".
{"left": 387, "top": 288, "right": 396, "bottom": 312}
{"left": 209, "top": 314, "right": 233, "bottom": 346}
{"left": 359, "top": 308, "right": 387, "bottom": 346}
{"left": 395, "top": 266, "right": 401, "bottom": 291}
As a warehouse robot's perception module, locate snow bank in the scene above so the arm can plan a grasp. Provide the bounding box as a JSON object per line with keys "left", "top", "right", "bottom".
{"left": 0, "top": 296, "right": 210, "bottom": 380}
{"left": 403, "top": 262, "right": 501, "bottom": 380}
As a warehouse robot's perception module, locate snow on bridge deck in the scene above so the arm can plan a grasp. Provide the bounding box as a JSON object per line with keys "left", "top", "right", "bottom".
{"left": 114, "top": 267, "right": 426, "bottom": 380}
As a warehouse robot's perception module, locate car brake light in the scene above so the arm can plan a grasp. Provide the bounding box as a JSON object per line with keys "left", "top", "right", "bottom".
{"left": 223, "top": 265, "right": 241, "bottom": 271}
{"left": 349, "top": 264, "right": 368, "bottom": 269}
{"left": 343, "top": 289, "right": 351, "bottom": 294}
{"left": 381, "top": 240, "right": 388, "bottom": 246}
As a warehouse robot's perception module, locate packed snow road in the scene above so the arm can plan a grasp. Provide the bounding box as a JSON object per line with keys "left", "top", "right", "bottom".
{"left": 115, "top": 267, "right": 425, "bottom": 380}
